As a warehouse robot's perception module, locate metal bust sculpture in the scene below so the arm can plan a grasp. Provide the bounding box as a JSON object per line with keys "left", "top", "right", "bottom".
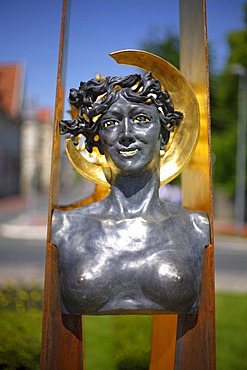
{"left": 51, "top": 50, "right": 210, "bottom": 316}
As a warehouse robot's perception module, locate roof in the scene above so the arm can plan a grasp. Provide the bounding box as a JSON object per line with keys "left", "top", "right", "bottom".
{"left": 0, "top": 64, "right": 23, "bottom": 118}
{"left": 35, "top": 107, "right": 53, "bottom": 124}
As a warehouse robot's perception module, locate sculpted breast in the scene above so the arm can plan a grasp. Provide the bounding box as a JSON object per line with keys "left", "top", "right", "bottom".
{"left": 139, "top": 250, "right": 202, "bottom": 313}
{"left": 51, "top": 209, "right": 208, "bottom": 315}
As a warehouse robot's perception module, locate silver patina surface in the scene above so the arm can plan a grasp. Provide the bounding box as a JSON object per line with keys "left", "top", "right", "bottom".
{"left": 52, "top": 203, "right": 209, "bottom": 315}
{"left": 52, "top": 73, "right": 210, "bottom": 315}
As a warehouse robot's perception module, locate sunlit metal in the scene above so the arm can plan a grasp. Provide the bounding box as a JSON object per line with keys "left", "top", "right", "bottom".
{"left": 65, "top": 49, "right": 200, "bottom": 187}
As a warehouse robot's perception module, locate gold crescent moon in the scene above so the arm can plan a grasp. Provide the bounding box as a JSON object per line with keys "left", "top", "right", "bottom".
{"left": 66, "top": 49, "right": 199, "bottom": 187}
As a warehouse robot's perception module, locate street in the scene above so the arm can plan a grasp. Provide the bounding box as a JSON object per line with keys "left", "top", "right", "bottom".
{"left": 0, "top": 231, "right": 246, "bottom": 291}
{"left": 215, "top": 237, "right": 247, "bottom": 272}
{"left": 0, "top": 236, "right": 45, "bottom": 284}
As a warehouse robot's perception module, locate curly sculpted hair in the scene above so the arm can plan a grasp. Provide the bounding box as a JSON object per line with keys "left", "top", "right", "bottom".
{"left": 60, "top": 72, "right": 183, "bottom": 154}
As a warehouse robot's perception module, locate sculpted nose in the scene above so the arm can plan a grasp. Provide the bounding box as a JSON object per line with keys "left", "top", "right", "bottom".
{"left": 119, "top": 118, "right": 135, "bottom": 146}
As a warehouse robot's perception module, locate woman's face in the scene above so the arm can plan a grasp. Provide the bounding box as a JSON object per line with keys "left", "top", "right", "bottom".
{"left": 99, "top": 95, "right": 161, "bottom": 176}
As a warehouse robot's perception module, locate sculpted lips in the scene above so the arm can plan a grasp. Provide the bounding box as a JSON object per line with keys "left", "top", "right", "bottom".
{"left": 118, "top": 148, "right": 139, "bottom": 157}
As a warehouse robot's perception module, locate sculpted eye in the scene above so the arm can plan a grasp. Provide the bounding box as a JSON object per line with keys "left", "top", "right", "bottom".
{"left": 133, "top": 114, "right": 151, "bottom": 123}
{"left": 102, "top": 120, "right": 119, "bottom": 128}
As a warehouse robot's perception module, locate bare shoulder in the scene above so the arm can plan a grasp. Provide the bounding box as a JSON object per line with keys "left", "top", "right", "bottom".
{"left": 163, "top": 202, "right": 211, "bottom": 246}
{"left": 51, "top": 199, "right": 107, "bottom": 246}
{"left": 189, "top": 211, "right": 211, "bottom": 246}
{"left": 51, "top": 208, "right": 76, "bottom": 246}
{"left": 51, "top": 206, "right": 90, "bottom": 245}
{"left": 52, "top": 198, "right": 107, "bottom": 222}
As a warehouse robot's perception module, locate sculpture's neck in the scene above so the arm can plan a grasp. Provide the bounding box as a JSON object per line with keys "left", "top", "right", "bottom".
{"left": 108, "top": 168, "right": 161, "bottom": 218}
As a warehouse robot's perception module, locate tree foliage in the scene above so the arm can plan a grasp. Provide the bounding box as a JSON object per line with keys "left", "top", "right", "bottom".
{"left": 141, "top": 4, "right": 247, "bottom": 198}
{"left": 141, "top": 30, "right": 180, "bottom": 69}
{"left": 211, "top": 3, "right": 247, "bottom": 195}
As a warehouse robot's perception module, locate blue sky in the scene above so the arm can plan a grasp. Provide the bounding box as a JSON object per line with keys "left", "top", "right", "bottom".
{"left": 0, "top": 0, "right": 246, "bottom": 113}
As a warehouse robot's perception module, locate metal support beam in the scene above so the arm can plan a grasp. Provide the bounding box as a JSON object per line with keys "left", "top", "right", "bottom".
{"left": 40, "top": 1, "right": 84, "bottom": 369}
{"left": 149, "top": 1, "right": 215, "bottom": 369}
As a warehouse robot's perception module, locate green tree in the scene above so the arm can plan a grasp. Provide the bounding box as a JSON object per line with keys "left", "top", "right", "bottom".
{"left": 211, "top": 3, "right": 247, "bottom": 196}
{"left": 141, "top": 4, "right": 247, "bottom": 204}
{"left": 141, "top": 29, "right": 180, "bottom": 68}
{"left": 141, "top": 30, "right": 181, "bottom": 187}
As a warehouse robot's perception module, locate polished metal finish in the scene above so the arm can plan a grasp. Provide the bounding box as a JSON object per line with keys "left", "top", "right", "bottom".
{"left": 51, "top": 62, "right": 210, "bottom": 315}
{"left": 52, "top": 87, "right": 210, "bottom": 315}
{"left": 52, "top": 202, "right": 209, "bottom": 315}
{"left": 64, "top": 50, "right": 200, "bottom": 187}
{"left": 41, "top": 1, "right": 84, "bottom": 370}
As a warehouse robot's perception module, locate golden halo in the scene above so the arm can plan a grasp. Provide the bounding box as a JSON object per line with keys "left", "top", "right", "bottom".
{"left": 66, "top": 49, "right": 199, "bottom": 187}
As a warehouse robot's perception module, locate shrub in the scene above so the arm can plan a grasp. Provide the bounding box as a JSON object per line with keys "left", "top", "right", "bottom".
{"left": 0, "top": 284, "right": 43, "bottom": 370}
{"left": 0, "top": 310, "right": 42, "bottom": 370}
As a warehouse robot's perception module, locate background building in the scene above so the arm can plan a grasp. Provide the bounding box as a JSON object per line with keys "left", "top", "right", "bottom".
{"left": 0, "top": 63, "right": 53, "bottom": 199}
{"left": 20, "top": 107, "right": 53, "bottom": 195}
{"left": 0, "top": 64, "right": 23, "bottom": 198}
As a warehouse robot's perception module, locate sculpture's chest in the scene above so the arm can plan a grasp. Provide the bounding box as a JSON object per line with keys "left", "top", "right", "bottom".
{"left": 55, "top": 216, "right": 204, "bottom": 315}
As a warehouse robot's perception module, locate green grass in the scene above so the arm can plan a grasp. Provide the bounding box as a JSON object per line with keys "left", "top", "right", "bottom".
{"left": 216, "top": 293, "right": 247, "bottom": 370}
{"left": 84, "top": 315, "right": 152, "bottom": 370}
{"left": 114, "top": 315, "right": 152, "bottom": 370}
{"left": 84, "top": 316, "right": 116, "bottom": 370}
{"left": 0, "top": 286, "right": 247, "bottom": 370}
{"left": 85, "top": 294, "right": 247, "bottom": 370}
